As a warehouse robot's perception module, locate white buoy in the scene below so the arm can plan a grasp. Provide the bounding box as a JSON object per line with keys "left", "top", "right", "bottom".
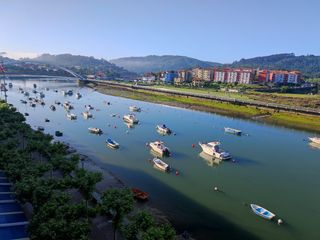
{"left": 277, "top": 219, "right": 283, "bottom": 225}
{"left": 214, "top": 186, "right": 219, "bottom": 191}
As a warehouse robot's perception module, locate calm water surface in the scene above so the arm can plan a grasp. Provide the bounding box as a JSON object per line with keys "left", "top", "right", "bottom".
{"left": 3, "top": 79, "right": 320, "bottom": 240}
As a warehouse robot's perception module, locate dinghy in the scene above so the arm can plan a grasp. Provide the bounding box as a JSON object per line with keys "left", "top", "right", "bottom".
{"left": 250, "top": 204, "right": 275, "bottom": 220}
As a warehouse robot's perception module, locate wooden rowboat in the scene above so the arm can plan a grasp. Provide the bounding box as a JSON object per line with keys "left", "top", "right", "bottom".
{"left": 131, "top": 188, "right": 149, "bottom": 201}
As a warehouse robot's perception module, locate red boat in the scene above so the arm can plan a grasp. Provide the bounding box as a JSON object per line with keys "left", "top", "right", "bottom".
{"left": 131, "top": 188, "right": 149, "bottom": 201}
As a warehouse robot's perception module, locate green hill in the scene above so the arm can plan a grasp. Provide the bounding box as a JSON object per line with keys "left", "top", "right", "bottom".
{"left": 230, "top": 53, "right": 320, "bottom": 78}
{"left": 110, "top": 55, "right": 221, "bottom": 74}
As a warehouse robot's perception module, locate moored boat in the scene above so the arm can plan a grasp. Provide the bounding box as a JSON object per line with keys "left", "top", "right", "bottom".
{"left": 309, "top": 137, "right": 320, "bottom": 145}
{"left": 156, "top": 124, "right": 171, "bottom": 135}
{"left": 76, "top": 92, "right": 82, "bottom": 99}
{"left": 50, "top": 105, "right": 56, "bottom": 111}
{"left": 152, "top": 158, "right": 170, "bottom": 171}
{"left": 198, "top": 141, "right": 231, "bottom": 160}
{"left": 82, "top": 111, "right": 93, "bottom": 119}
{"left": 129, "top": 106, "right": 141, "bottom": 112}
{"left": 37, "top": 126, "right": 44, "bottom": 131}
{"left": 86, "top": 104, "right": 94, "bottom": 110}
{"left": 106, "top": 138, "right": 119, "bottom": 148}
{"left": 123, "top": 114, "right": 139, "bottom": 124}
{"left": 131, "top": 188, "right": 149, "bottom": 201}
{"left": 250, "top": 204, "right": 276, "bottom": 220}
{"left": 88, "top": 127, "right": 102, "bottom": 134}
{"left": 66, "top": 113, "right": 77, "bottom": 120}
{"left": 63, "top": 102, "right": 73, "bottom": 110}
{"left": 224, "top": 127, "right": 242, "bottom": 135}
{"left": 55, "top": 131, "right": 63, "bottom": 137}
{"left": 149, "top": 141, "right": 171, "bottom": 156}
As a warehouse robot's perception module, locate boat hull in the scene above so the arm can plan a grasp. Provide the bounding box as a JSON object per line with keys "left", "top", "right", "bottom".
{"left": 250, "top": 204, "right": 275, "bottom": 220}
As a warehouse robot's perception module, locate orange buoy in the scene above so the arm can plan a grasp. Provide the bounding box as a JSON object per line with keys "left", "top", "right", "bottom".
{"left": 114, "top": 125, "right": 117, "bottom": 128}
{"left": 175, "top": 171, "right": 180, "bottom": 175}
{"left": 192, "top": 144, "right": 195, "bottom": 148}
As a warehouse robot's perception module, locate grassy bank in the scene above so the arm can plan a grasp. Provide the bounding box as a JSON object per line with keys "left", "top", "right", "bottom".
{"left": 89, "top": 83, "right": 320, "bottom": 133}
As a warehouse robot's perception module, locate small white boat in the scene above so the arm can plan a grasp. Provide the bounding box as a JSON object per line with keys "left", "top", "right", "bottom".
{"left": 309, "top": 137, "right": 320, "bottom": 145}
{"left": 61, "top": 90, "right": 67, "bottom": 96}
{"left": 106, "top": 138, "right": 119, "bottom": 148}
{"left": 153, "top": 158, "right": 170, "bottom": 172}
{"left": 88, "top": 127, "right": 102, "bottom": 134}
{"left": 76, "top": 92, "right": 82, "bottom": 99}
{"left": 50, "top": 105, "right": 56, "bottom": 111}
{"left": 123, "top": 114, "right": 139, "bottom": 124}
{"left": 224, "top": 127, "right": 242, "bottom": 135}
{"left": 82, "top": 111, "right": 93, "bottom": 119}
{"left": 55, "top": 100, "right": 61, "bottom": 105}
{"left": 129, "top": 106, "right": 141, "bottom": 112}
{"left": 24, "top": 92, "right": 29, "bottom": 96}
{"left": 63, "top": 102, "right": 73, "bottom": 110}
{"left": 250, "top": 204, "right": 276, "bottom": 220}
{"left": 156, "top": 124, "right": 171, "bottom": 135}
{"left": 86, "top": 104, "right": 94, "bottom": 110}
{"left": 199, "top": 141, "right": 231, "bottom": 160}
{"left": 66, "top": 113, "right": 77, "bottom": 120}
{"left": 149, "top": 141, "right": 171, "bottom": 156}
{"left": 110, "top": 113, "right": 117, "bottom": 117}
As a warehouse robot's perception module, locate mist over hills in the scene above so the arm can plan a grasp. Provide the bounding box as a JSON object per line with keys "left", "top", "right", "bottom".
{"left": 110, "top": 55, "right": 221, "bottom": 74}
{"left": 111, "top": 53, "right": 320, "bottom": 78}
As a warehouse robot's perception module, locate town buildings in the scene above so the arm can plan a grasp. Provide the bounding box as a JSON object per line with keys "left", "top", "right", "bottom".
{"left": 140, "top": 67, "right": 302, "bottom": 86}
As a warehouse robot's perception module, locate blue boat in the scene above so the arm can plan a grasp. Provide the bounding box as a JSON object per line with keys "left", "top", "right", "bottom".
{"left": 106, "top": 138, "right": 119, "bottom": 148}
{"left": 250, "top": 204, "right": 275, "bottom": 220}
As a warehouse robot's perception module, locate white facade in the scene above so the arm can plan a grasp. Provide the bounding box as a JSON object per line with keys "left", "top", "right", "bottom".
{"left": 214, "top": 71, "right": 225, "bottom": 82}
{"left": 239, "top": 72, "right": 252, "bottom": 84}
{"left": 226, "top": 71, "right": 238, "bottom": 83}
{"left": 142, "top": 76, "right": 156, "bottom": 82}
{"left": 287, "top": 73, "right": 298, "bottom": 84}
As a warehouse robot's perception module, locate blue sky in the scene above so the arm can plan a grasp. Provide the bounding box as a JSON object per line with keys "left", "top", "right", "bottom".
{"left": 1, "top": 0, "right": 320, "bottom": 63}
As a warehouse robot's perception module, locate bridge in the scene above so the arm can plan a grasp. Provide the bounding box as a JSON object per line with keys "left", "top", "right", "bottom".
{"left": 57, "top": 66, "right": 85, "bottom": 80}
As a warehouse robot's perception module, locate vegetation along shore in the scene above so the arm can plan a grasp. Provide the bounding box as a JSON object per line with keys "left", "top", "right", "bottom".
{"left": 85, "top": 82, "right": 320, "bottom": 133}
{"left": 0, "top": 100, "right": 178, "bottom": 240}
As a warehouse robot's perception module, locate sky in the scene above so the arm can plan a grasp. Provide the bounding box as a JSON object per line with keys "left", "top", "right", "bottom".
{"left": 1, "top": 0, "right": 320, "bottom": 63}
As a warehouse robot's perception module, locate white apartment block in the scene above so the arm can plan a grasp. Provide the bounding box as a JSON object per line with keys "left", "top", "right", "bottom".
{"left": 214, "top": 71, "right": 226, "bottom": 82}
{"left": 226, "top": 71, "right": 238, "bottom": 83}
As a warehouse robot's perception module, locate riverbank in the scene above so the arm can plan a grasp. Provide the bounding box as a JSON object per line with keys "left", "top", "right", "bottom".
{"left": 0, "top": 101, "right": 179, "bottom": 240}
{"left": 86, "top": 82, "right": 320, "bottom": 133}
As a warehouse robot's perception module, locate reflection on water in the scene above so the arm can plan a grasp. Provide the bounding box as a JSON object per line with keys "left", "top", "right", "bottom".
{"left": 3, "top": 79, "right": 320, "bottom": 240}
{"left": 309, "top": 142, "right": 320, "bottom": 150}
{"left": 199, "top": 151, "right": 221, "bottom": 167}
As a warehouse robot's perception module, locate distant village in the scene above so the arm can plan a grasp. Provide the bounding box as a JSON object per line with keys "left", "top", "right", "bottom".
{"left": 139, "top": 68, "right": 302, "bottom": 86}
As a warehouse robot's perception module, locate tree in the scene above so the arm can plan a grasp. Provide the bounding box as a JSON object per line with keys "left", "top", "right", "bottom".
{"left": 29, "top": 192, "right": 90, "bottom": 240}
{"left": 122, "top": 211, "right": 176, "bottom": 240}
{"left": 74, "top": 169, "right": 103, "bottom": 211}
{"left": 100, "top": 188, "right": 134, "bottom": 240}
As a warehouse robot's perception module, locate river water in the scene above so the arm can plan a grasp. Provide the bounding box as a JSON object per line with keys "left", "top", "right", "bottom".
{"left": 2, "top": 78, "right": 320, "bottom": 240}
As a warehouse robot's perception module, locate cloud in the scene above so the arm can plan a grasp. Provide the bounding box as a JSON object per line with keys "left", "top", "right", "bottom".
{"left": 3, "top": 51, "right": 40, "bottom": 60}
